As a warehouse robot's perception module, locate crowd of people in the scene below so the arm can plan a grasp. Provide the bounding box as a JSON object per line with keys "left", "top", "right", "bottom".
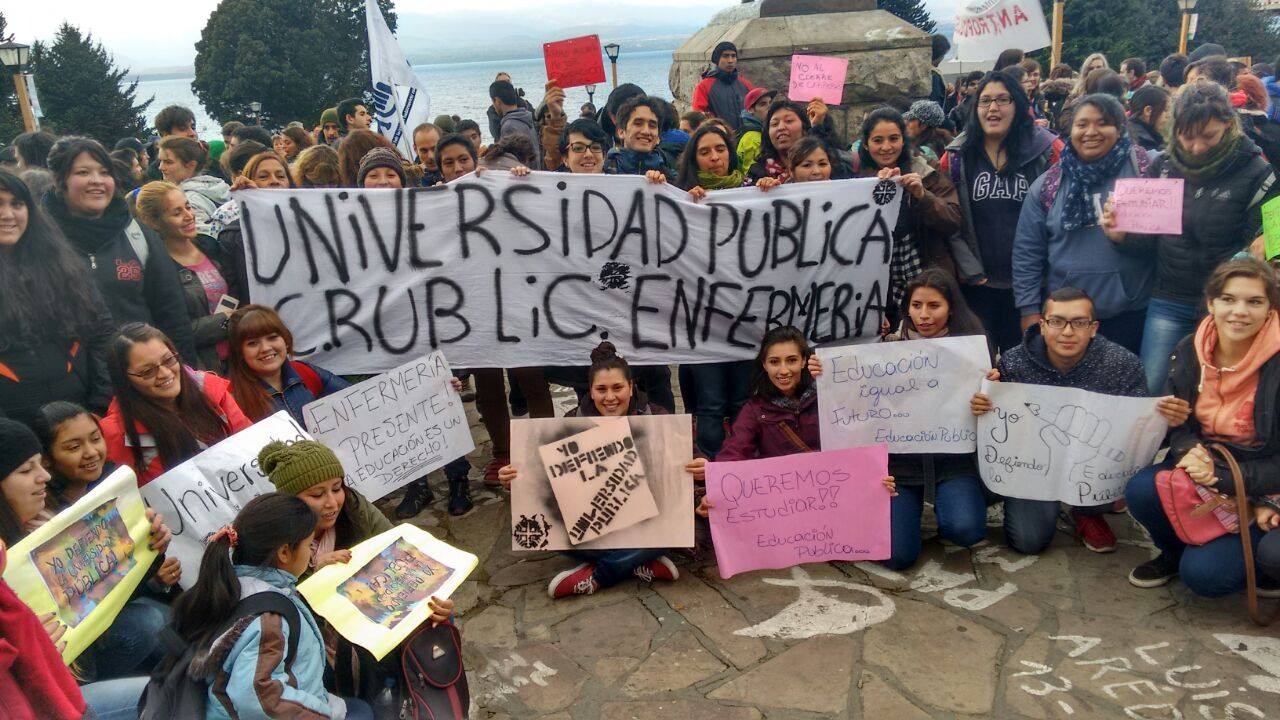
{"left": 4, "top": 32, "right": 1280, "bottom": 719}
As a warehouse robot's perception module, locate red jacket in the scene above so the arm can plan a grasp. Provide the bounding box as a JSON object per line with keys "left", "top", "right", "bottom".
{"left": 716, "top": 391, "right": 820, "bottom": 461}
{"left": 102, "top": 369, "right": 252, "bottom": 485}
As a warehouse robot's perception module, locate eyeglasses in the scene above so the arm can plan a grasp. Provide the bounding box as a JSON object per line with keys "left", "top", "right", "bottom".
{"left": 127, "top": 353, "right": 180, "bottom": 381}
{"left": 568, "top": 142, "right": 605, "bottom": 155}
{"left": 1044, "top": 317, "right": 1097, "bottom": 330}
{"left": 977, "top": 96, "right": 1014, "bottom": 108}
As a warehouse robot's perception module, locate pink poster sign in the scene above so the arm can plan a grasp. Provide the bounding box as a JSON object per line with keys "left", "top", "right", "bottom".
{"left": 705, "top": 446, "right": 891, "bottom": 578}
{"left": 1110, "top": 178, "right": 1184, "bottom": 235}
{"left": 788, "top": 54, "right": 848, "bottom": 105}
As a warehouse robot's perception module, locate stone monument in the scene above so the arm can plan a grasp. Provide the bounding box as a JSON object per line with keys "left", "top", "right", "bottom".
{"left": 669, "top": 0, "right": 933, "bottom": 142}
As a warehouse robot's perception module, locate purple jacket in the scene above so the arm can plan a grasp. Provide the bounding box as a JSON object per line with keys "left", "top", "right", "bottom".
{"left": 717, "top": 392, "right": 820, "bottom": 461}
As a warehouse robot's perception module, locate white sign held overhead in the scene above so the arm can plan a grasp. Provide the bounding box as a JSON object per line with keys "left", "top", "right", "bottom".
{"left": 952, "top": 0, "right": 1052, "bottom": 63}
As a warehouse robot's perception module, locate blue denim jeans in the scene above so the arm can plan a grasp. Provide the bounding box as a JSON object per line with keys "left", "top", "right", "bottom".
{"left": 1139, "top": 297, "right": 1201, "bottom": 395}
{"left": 887, "top": 475, "right": 988, "bottom": 570}
{"left": 1000, "top": 497, "right": 1111, "bottom": 555}
{"left": 80, "top": 676, "right": 149, "bottom": 720}
{"left": 566, "top": 549, "right": 665, "bottom": 587}
{"left": 1259, "top": 531, "right": 1280, "bottom": 585}
{"left": 79, "top": 596, "right": 170, "bottom": 680}
{"left": 344, "top": 696, "right": 375, "bottom": 720}
{"left": 1126, "top": 463, "right": 1265, "bottom": 597}
{"left": 687, "top": 360, "right": 753, "bottom": 458}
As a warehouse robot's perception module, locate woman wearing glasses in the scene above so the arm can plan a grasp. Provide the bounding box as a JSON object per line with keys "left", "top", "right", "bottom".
{"left": 941, "top": 70, "right": 1063, "bottom": 352}
{"left": 101, "top": 322, "right": 252, "bottom": 485}
{"left": 1013, "top": 93, "right": 1154, "bottom": 355}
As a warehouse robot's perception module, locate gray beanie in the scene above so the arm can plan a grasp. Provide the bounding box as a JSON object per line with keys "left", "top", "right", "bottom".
{"left": 904, "top": 100, "right": 945, "bottom": 129}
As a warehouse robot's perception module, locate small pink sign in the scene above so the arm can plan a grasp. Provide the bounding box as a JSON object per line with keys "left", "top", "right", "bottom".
{"left": 705, "top": 446, "right": 891, "bottom": 579}
{"left": 788, "top": 54, "right": 848, "bottom": 105}
{"left": 1110, "top": 178, "right": 1184, "bottom": 235}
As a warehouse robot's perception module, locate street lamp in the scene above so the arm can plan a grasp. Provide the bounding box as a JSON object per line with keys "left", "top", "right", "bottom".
{"left": 1178, "top": 0, "right": 1198, "bottom": 55}
{"left": 603, "top": 42, "right": 621, "bottom": 89}
{"left": 585, "top": 83, "right": 597, "bottom": 106}
{"left": 249, "top": 100, "right": 262, "bottom": 126}
{"left": 0, "top": 41, "right": 37, "bottom": 132}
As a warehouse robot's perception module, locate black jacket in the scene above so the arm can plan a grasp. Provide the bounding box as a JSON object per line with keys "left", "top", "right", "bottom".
{"left": 1126, "top": 118, "right": 1164, "bottom": 152}
{"left": 43, "top": 192, "right": 197, "bottom": 359}
{"left": 172, "top": 235, "right": 239, "bottom": 372}
{"left": 1166, "top": 334, "right": 1280, "bottom": 497}
{"left": 1130, "top": 136, "right": 1277, "bottom": 304}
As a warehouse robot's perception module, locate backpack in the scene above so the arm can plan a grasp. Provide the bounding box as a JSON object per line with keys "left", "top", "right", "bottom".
{"left": 401, "top": 621, "right": 469, "bottom": 719}
{"left": 125, "top": 220, "right": 150, "bottom": 266}
{"left": 291, "top": 360, "right": 324, "bottom": 397}
{"left": 138, "top": 591, "right": 302, "bottom": 720}
{"left": 1038, "top": 145, "right": 1151, "bottom": 213}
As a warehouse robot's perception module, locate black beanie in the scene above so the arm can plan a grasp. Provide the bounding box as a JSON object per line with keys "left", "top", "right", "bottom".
{"left": 0, "top": 418, "right": 41, "bottom": 480}
{"left": 712, "top": 41, "right": 738, "bottom": 65}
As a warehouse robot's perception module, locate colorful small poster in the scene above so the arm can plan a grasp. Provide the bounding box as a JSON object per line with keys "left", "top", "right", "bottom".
{"left": 298, "top": 524, "right": 476, "bottom": 660}
{"left": 2, "top": 466, "right": 157, "bottom": 663}
{"left": 1263, "top": 195, "right": 1280, "bottom": 261}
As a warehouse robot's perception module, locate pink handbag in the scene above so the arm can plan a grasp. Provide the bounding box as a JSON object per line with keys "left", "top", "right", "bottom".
{"left": 1155, "top": 466, "right": 1239, "bottom": 546}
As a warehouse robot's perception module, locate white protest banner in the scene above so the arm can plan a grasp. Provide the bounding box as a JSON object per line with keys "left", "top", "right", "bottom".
{"left": 976, "top": 381, "right": 1167, "bottom": 506}
{"left": 815, "top": 336, "right": 989, "bottom": 454}
{"left": 303, "top": 352, "right": 473, "bottom": 501}
{"left": 539, "top": 418, "right": 659, "bottom": 544}
{"left": 140, "top": 412, "right": 310, "bottom": 587}
{"left": 366, "top": 0, "right": 431, "bottom": 161}
{"left": 237, "top": 173, "right": 901, "bottom": 373}
{"left": 510, "top": 415, "right": 694, "bottom": 551}
{"left": 952, "top": 0, "right": 1052, "bottom": 63}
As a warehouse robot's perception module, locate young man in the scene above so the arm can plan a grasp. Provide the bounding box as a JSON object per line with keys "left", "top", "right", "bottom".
{"left": 336, "top": 97, "right": 372, "bottom": 135}
{"left": 412, "top": 122, "right": 443, "bottom": 186}
{"left": 489, "top": 80, "right": 540, "bottom": 168}
{"left": 155, "top": 105, "right": 198, "bottom": 139}
{"left": 318, "top": 108, "right": 341, "bottom": 145}
{"left": 930, "top": 34, "right": 951, "bottom": 106}
{"left": 1121, "top": 57, "right": 1149, "bottom": 96}
{"left": 692, "top": 41, "right": 755, "bottom": 130}
{"left": 737, "top": 87, "right": 776, "bottom": 172}
{"left": 602, "top": 95, "right": 675, "bottom": 181}
{"left": 971, "top": 288, "right": 1148, "bottom": 555}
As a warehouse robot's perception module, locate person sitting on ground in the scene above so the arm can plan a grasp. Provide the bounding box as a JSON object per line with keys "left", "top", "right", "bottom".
{"left": 692, "top": 41, "right": 755, "bottom": 130}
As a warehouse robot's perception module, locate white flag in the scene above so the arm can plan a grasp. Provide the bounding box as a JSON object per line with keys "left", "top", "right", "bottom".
{"left": 952, "top": 0, "right": 1052, "bottom": 63}
{"left": 365, "top": 0, "right": 431, "bottom": 161}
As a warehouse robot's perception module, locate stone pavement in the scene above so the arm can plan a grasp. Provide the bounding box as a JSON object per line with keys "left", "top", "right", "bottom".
{"left": 379, "top": 387, "right": 1280, "bottom": 719}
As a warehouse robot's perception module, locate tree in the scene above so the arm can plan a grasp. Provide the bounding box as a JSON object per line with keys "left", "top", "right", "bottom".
{"left": 1192, "top": 0, "right": 1280, "bottom": 64}
{"left": 27, "top": 23, "right": 149, "bottom": 143}
{"left": 0, "top": 12, "right": 23, "bottom": 144}
{"left": 1035, "top": 0, "right": 1179, "bottom": 70}
{"left": 193, "top": 0, "right": 395, "bottom": 127}
{"left": 878, "top": 0, "right": 936, "bottom": 34}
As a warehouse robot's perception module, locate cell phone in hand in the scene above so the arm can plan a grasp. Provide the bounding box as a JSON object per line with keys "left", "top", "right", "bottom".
{"left": 215, "top": 294, "right": 239, "bottom": 315}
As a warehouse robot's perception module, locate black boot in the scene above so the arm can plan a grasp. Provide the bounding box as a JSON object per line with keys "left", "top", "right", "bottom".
{"left": 448, "top": 474, "right": 473, "bottom": 516}
{"left": 395, "top": 479, "right": 433, "bottom": 519}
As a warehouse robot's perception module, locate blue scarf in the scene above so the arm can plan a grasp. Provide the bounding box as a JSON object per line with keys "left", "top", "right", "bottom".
{"left": 605, "top": 147, "right": 670, "bottom": 175}
{"left": 1058, "top": 133, "right": 1133, "bottom": 232}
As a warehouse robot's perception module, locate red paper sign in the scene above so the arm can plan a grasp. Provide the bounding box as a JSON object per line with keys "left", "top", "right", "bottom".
{"left": 543, "top": 35, "right": 606, "bottom": 89}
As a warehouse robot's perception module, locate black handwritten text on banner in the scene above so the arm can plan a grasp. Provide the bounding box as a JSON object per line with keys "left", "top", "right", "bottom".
{"left": 238, "top": 173, "right": 900, "bottom": 372}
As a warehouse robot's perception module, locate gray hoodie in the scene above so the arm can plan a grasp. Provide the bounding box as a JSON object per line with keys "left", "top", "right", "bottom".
{"left": 498, "top": 107, "right": 540, "bottom": 169}
{"left": 181, "top": 175, "right": 232, "bottom": 236}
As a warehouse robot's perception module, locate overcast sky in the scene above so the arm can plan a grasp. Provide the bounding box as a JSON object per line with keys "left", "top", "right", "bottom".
{"left": 11, "top": 0, "right": 963, "bottom": 70}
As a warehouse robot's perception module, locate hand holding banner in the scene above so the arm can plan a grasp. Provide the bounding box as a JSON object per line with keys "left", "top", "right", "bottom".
{"left": 3, "top": 466, "right": 157, "bottom": 663}
{"left": 705, "top": 446, "right": 891, "bottom": 578}
{"left": 816, "top": 336, "right": 989, "bottom": 454}
{"left": 298, "top": 524, "right": 476, "bottom": 660}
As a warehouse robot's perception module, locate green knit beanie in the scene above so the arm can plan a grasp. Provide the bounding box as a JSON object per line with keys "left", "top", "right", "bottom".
{"left": 257, "top": 440, "right": 345, "bottom": 495}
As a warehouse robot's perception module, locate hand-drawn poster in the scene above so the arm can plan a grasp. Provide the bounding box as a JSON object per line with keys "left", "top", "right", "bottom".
{"left": 140, "top": 412, "right": 311, "bottom": 589}
{"left": 540, "top": 418, "right": 659, "bottom": 544}
{"left": 298, "top": 525, "right": 476, "bottom": 659}
{"left": 976, "top": 381, "right": 1167, "bottom": 505}
{"left": 705, "top": 446, "right": 891, "bottom": 578}
{"left": 303, "top": 352, "right": 474, "bottom": 501}
{"left": 815, "top": 336, "right": 990, "bottom": 454}
{"left": 2, "top": 466, "right": 157, "bottom": 663}
{"left": 510, "top": 415, "right": 694, "bottom": 551}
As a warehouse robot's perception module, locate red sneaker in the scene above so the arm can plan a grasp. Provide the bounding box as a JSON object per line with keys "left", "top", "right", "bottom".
{"left": 548, "top": 563, "right": 599, "bottom": 599}
{"left": 1072, "top": 511, "right": 1117, "bottom": 553}
{"left": 634, "top": 556, "right": 679, "bottom": 583}
{"left": 483, "top": 456, "right": 508, "bottom": 488}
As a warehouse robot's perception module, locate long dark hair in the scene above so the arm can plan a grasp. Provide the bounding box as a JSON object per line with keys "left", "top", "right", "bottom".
{"left": 748, "top": 325, "right": 813, "bottom": 401}
{"left": 858, "top": 107, "right": 913, "bottom": 173}
{"left": 759, "top": 99, "right": 813, "bottom": 165}
{"left": 899, "top": 268, "right": 986, "bottom": 337}
{"left": 0, "top": 171, "right": 103, "bottom": 343}
{"left": 106, "top": 323, "right": 232, "bottom": 470}
{"left": 959, "top": 71, "right": 1036, "bottom": 177}
{"left": 46, "top": 136, "right": 116, "bottom": 198}
{"left": 676, "top": 123, "right": 739, "bottom": 190}
{"left": 171, "top": 493, "right": 317, "bottom": 647}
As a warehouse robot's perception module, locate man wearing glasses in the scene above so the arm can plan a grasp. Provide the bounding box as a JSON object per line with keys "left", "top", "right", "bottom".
{"left": 970, "top": 287, "right": 1147, "bottom": 556}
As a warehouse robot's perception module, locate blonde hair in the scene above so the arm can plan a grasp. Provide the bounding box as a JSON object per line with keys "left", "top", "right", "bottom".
{"left": 292, "top": 144, "right": 341, "bottom": 188}
{"left": 135, "top": 180, "right": 183, "bottom": 233}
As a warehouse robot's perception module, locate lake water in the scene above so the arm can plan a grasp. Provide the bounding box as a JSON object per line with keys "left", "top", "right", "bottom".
{"left": 133, "top": 50, "right": 676, "bottom": 142}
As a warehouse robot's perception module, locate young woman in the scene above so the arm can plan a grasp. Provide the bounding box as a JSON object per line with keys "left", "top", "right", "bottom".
{"left": 337, "top": 130, "right": 397, "bottom": 188}
{"left": 135, "top": 180, "right": 239, "bottom": 372}
{"left": 1127, "top": 85, "right": 1171, "bottom": 152}
{"left": 226, "top": 304, "right": 348, "bottom": 425}
{"left": 435, "top": 133, "right": 478, "bottom": 183}
{"left": 43, "top": 136, "right": 196, "bottom": 359}
{"left": 1125, "top": 257, "right": 1280, "bottom": 596}
{"left": 1071, "top": 53, "right": 1111, "bottom": 100}
{"left": 101, "top": 323, "right": 252, "bottom": 485}
{"left": 169, "top": 493, "right": 375, "bottom": 720}
{"left": 747, "top": 98, "right": 849, "bottom": 183}
{"left": 156, "top": 136, "right": 230, "bottom": 237}
{"left": 356, "top": 147, "right": 407, "bottom": 189}
{"left": 1014, "top": 94, "right": 1154, "bottom": 355}
{"left": 809, "top": 270, "right": 988, "bottom": 569}
{"left": 0, "top": 171, "right": 115, "bottom": 426}
{"left": 33, "top": 401, "right": 115, "bottom": 513}
{"left": 941, "top": 71, "right": 1064, "bottom": 352}
{"left": 1103, "top": 82, "right": 1279, "bottom": 394}
{"left": 498, "top": 343, "right": 681, "bottom": 599}
{"left": 292, "top": 144, "right": 342, "bottom": 188}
